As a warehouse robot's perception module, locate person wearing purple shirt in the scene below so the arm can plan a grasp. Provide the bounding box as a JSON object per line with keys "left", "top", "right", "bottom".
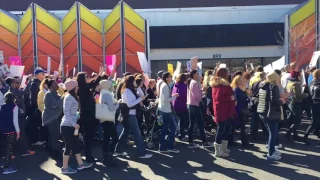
{"left": 172, "top": 73, "right": 189, "bottom": 140}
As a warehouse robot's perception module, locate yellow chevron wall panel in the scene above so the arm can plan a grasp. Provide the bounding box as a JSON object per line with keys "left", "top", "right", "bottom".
{"left": 62, "top": 4, "right": 78, "bottom": 75}
{"left": 123, "top": 3, "right": 145, "bottom": 73}
{"left": 20, "top": 6, "right": 34, "bottom": 74}
{"left": 0, "top": 10, "right": 19, "bottom": 66}
{"left": 104, "top": 4, "right": 121, "bottom": 74}
{"left": 35, "top": 4, "right": 61, "bottom": 73}
{"left": 79, "top": 3, "right": 103, "bottom": 74}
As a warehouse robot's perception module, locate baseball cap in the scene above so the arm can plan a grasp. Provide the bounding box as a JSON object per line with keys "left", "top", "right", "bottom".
{"left": 34, "top": 69, "right": 46, "bottom": 76}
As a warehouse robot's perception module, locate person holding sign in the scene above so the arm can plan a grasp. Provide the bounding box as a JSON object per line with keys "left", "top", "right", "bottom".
{"left": 76, "top": 66, "right": 104, "bottom": 162}
{"left": 187, "top": 70, "right": 213, "bottom": 149}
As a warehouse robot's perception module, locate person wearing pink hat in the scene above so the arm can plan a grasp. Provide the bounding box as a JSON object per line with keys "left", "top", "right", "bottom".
{"left": 60, "top": 80, "right": 93, "bottom": 174}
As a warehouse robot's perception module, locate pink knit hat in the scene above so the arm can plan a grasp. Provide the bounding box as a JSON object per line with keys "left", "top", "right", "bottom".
{"left": 64, "top": 80, "right": 78, "bottom": 92}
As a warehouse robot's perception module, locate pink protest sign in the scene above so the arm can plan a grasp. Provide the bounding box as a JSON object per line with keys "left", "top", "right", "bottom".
{"left": 106, "top": 55, "right": 116, "bottom": 74}
{"left": 9, "top": 56, "right": 22, "bottom": 66}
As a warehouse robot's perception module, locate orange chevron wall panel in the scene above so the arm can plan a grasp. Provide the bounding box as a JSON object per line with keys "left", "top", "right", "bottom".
{"left": 0, "top": 10, "right": 19, "bottom": 66}
{"left": 123, "top": 3, "right": 145, "bottom": 73}
{"left": 104, "top": 4, "right": 122, "bottom": 75}
{"left": 62, "top": 4, "right": 78, "bottom": 76}
{"left": 35, "top": 4, "right": 61, "bottom": 73}
{"left": 79, "top": 3, "right": 103, "bottom": 74}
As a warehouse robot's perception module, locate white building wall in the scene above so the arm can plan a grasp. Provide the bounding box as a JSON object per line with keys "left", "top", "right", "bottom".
{"left": 150, "top": 45, "right": 284, "bottom": 60}
{"left": 12, "top": 4, "right": 299, "bottom": 26}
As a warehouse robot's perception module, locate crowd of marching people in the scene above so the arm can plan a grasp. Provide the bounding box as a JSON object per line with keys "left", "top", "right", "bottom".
{"left": 0, "top": 62, "right": 320, "bottom": 175}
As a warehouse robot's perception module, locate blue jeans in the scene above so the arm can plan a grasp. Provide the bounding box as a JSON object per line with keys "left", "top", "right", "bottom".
{"left": 260, "top": 115, "right": 278, "bottom": 156}
{"left": 215, "top": 118, "right": 232, "bottom": 144}
{"left": 188, "top": 105, "right": 206, "bottom": 143}
{"left": 159, "top": 111, "right": 177, "bottom": 150}
{"left": 116, "top": 115, "right": 146, "bottom": 156}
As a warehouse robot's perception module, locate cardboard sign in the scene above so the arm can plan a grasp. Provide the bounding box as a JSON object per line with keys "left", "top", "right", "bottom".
{"left": 0, "top": 64, "right": 10, "bottom": 77}
{"left": 191, "top": 56, "right": 198, "bottom": 70}
{"left": 9, "top": 56, "right": 22, "bottom": 66}
{"left": 10, "top": 65, "right": 25, "bottom": 78}
{"left": 309, "top": 51, "right": 320, "bottom": 68}
{"left": 0, "top": 51, "right": 3, "bottom": 63}
{"left": 106, "top": 55, "right": 116, "bottom": 74}
{"left": 143, "top": 73, "right": 150, "bottom": 87}
{"left": 47, "top": 56, "right": 51, "bottom": 74}
{"left": 173, "top": 61, "right": 182, "bottom": 80}
{"left": 271, "top": 56, "right": 285, "bottom": 70}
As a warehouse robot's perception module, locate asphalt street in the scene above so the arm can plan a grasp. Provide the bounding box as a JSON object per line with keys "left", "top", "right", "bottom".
{"left": 1, "top": 120, "right": 320, "bottom": 180}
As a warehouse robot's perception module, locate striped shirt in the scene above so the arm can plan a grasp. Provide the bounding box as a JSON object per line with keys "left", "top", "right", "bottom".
{"left": 61, "top": 94, "right": 78, "bottom": 127}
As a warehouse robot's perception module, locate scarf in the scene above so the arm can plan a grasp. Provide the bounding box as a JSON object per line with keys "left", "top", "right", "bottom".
{"left": 100, "top": 89, "right": 117, "bottom": 104}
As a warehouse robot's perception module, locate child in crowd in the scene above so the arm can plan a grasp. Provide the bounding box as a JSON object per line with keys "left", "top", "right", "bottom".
{"left": 0, "top": 92, "right": 20, "bottom": 174}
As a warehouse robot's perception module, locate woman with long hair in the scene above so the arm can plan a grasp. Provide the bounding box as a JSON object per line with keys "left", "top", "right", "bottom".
{"left": 158, "top": 72, "right": 180, "bottom": 153}
{"left": 60, "top": 80, "right": 93, "bottom": 174}
{"left": 172, "top": 73, "right": 189, "bottom": 140}
{"left": 99, "top": 80, "right": 121, "bottom": 166}
{"left": 42, "top": 80, "right": 64, "bottom": 160}
{"left": 257, "top": 71, "right": 284, "bottom": 160}
{"left": 230, "top": 75, "right": 253, "bottom": 148}
{"left": 115, "top": 75, "right": 152, "bottom": 159}
{"left": 76, "top": 67, "right": 104, "bottom": 162}
{"left": 211, "top": 68, "right": 236, "bottom": 158}
{"left": 187, "top": 70, "right": 212, "bottom": 148}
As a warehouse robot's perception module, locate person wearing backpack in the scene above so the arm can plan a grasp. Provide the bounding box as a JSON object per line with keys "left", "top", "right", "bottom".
{"left": 285, "top": 63, "right": 308, "bottom": 141}
{"left": 257, "top": 71, "right": 285, "bottom": 160}
{"left": 303, "top": 69, "right": 320, "bottom": 145}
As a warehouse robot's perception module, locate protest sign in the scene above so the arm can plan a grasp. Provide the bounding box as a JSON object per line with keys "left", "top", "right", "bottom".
{"left": 263, "top": 64, "right": 273, "bottom": 73}
{"left": 20, "top": 75, "right": 28, "bottom": 88}
{"left": 0, "top": 51, "right": 3, "bottom": 63}
{"left": 9, "top": 56, "right": 22, "bottom": 66}
{"left": 187, "top": 61, "right": 191, "bottom": 72}
{"left": 191, "top": 56, "right": 198, "bottom": 70}
{"left": 309, "top": 51, "right": 320, "bottom": 68}
{"left": 271, "top": 56, "right": 285, "bottom": 70}
{"left": 167, "top": 63, "right": 174, "bottom": 75}
{"left": 137, "top": 52, "right": 151, "bottom": 74}
{"left": 219, "top": 63, "right": 227, "bottom": 68}
{"left": 10, "top": 65, "right": 25, "bottom": 78}
{"left": 197, "top": 62, "right": 203, "bottom": 75}
{"left": 250, "top": 63, "right": 254, "bottom": 71}
{"left": 106, "top": 55, "right": 116, "bottom": 74}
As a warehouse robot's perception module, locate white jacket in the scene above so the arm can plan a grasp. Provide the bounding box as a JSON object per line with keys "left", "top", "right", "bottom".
{"left": 158, "top": 83, "right": 176, "bottom": 113}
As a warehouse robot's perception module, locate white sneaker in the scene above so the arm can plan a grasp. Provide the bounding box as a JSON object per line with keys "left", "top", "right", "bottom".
{"left": 267, "top": 154, "right": 281, "bottom": 160}
{"left": 276, "top": 144, "right": 283, "bottom": 149}
{"left": 113, "top": 152, "right": 128, "bottom": 157}
{"left": 139, "top": 154, "right": 153, "bottom": 159}
{"left": 32, "top": 141, "right": 45, "bottom": 146}
{"left": 273, "top": 150, "right": 281, "bottom": 156}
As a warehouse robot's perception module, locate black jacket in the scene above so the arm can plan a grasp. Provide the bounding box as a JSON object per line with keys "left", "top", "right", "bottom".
{"left": 257, "top": 82, "right": 282, "bottom": 120}
{"left": 29, "top": 79, "right": 41, "bottom": 107}
{"left": 249, "top": 80, "right": 262, "bottom": 111}
{"left": 77, "top": 76, "right": 102, "bottom": 114}
{"left": 310, "top": 80, "right": 320, "bottom": 107}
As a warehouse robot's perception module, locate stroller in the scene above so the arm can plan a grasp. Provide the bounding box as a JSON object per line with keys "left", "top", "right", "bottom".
{"left": 201, "top": 96, "right": 216, "bottom": 134}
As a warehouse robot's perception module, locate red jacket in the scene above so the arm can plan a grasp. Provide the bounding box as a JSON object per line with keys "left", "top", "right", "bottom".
{"left": 211, "top": 77, "right": 237, "bottom": 123}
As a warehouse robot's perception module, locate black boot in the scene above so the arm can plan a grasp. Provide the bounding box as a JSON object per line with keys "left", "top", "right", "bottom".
{"left": 103, "top": 153, "right": 117, "bottom": 167}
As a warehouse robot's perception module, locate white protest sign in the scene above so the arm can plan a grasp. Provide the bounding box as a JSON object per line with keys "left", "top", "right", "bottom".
{"left": 309, "top": 51, "right": 320, "bottom": 67}
{"left": 197, "top": 62, "right": 203, "bottom": 75}
{"left": 0, "top": 51, "right": 4, "bottom": 63}
{"left": 9, "top": 65, "right": 25, "bottom": 78}
{"left": 20, "top": 75, "right": 28, "bottom": 88}
{"left": 271, "top": 56, "right": 285, "bottom": 70}
{"left": 173, "top": 61, "right": 182, "bottom": 80}
{"left": 263, "top": 64, "right": 273, "bottom": 73}
{"left": 0, "top": 64, "right": 10, "bottom": 77}
{"left": 219, "top": 63, "right": 227, "bottom": 68}
{"left": 137, "top": 52, "right": 151, "bottom": 74}
{"left": 73, "top": 67, "right": 76, "bottom": 77}
{"left": 191, "top": 56, "right": 198, "bottom": 70}
{"left": 47, "top": 56, "right": 51, "bottom": 74}
{"left": 186, "top": 61, "right": 191, "bottom": 72}
{"left": 301, "top": 69, "right": 306, "bottom": 92}
{"left": 250, "top": 63, "right": 254, "bottom": 71}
